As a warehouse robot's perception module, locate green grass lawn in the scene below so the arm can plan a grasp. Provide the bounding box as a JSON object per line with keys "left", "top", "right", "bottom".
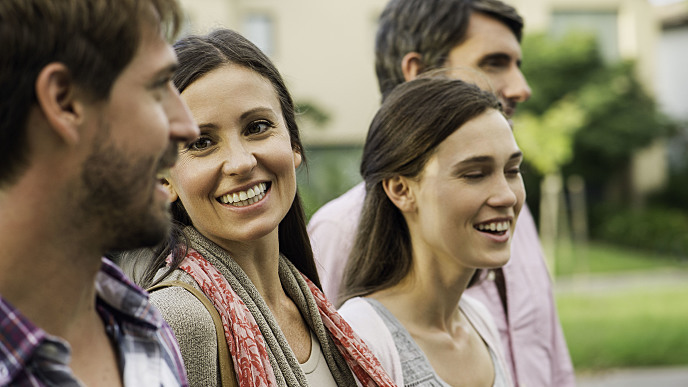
{"left": 557, "top": 284, "right": 688, "bottom": 370}
{"left": 554, "top": 241, "right": 687, "bottom": 277}
{"left": 554, "top": 241, "right": 688, "bottom": 370}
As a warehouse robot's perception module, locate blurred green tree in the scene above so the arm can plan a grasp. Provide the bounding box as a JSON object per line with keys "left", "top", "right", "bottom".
{"left": 515, "top": 32, "right": 677, "bottom": 218}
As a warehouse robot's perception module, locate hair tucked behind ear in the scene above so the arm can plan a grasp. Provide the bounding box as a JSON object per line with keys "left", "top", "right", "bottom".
{"left": 340, "top": 77, "right": 501, "bottom": 303}
{"left": 120, "top": 28, "right": 320, "bottom": 289}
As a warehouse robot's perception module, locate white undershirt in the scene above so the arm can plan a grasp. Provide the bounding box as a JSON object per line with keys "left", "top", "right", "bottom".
{"left": 300, "top": 331, "right": 338, "bottom": 387}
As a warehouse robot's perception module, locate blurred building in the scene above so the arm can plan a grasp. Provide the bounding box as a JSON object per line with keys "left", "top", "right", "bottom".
{"left": 177, "top": 0, "right": 388, "bottom": 147}
{"left": 654, "top": 1, "right": 688, "bottom": 122}
{"left": 654, "top": 1, "right": 688, "bottom": 172}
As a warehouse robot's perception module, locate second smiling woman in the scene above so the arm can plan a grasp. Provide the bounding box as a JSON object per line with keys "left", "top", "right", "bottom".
{"left": 134, "top": 29, "right": 395, "bottom": 387}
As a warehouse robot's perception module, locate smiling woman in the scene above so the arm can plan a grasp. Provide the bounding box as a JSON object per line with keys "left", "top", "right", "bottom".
{"left": 121, "top": 29, "right": 395, "bottom": 387}
{"left": 338, "top": 77, "right": 524, "bottom": 387}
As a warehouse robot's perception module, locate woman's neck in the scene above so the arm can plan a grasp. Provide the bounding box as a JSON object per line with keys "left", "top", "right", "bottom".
{"left": 207, "top": 228, "right": 286, "bottom": 306}
{"left": 371, "top": 246, "right": 476, "bottom": 332}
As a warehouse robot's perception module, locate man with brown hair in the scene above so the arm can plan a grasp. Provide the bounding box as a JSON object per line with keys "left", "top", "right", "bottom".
{"left": 0, "top": 0, "right": 199, "bottom": 385}
{"left": 308, "top": 0, "right": 575, "bottom": 385}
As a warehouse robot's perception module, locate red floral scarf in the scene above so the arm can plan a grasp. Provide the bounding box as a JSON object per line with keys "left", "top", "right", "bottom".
{"left": 177, "top": 249, "right": 396, "bottom": 387}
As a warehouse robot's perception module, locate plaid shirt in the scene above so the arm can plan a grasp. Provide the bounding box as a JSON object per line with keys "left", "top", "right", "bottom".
{"left": 0, "top": 258, "right": 188, "bottom": 387}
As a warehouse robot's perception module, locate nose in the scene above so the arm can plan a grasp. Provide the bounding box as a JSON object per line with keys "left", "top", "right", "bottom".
{"left": 167, "top": 85, "right": 200, "bottom": 143}
{"left": 502, "top": 67, "right": 532, "bottom": 104}
{"left": 221, "top": 139, "right": 257, "bottom": 177}
{"left": 487, "top": 174, "right": 521, "bottom": 209}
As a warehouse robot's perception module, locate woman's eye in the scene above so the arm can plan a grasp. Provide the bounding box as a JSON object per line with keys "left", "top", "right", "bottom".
{"left": 464, "top": 172, "right": 485, "bottom": 180}
{"left": 506, "top": 167, "right": 522, "bottom": 176}
{"left": 246, "top": 120, "right": 273, "bottom": 135}
{"left": 188, "top": 137, "right": 213, "bottom": 151}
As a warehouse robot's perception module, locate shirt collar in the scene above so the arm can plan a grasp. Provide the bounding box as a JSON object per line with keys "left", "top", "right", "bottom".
{"left": 95, "top": 258, "right": 164, "bottom": 329}
{"left": 0, "top": 295, "right": 47, "bottom": 383}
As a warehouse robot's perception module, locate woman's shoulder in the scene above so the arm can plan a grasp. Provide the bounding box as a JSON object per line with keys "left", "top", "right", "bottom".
{"left": 459, "top": 294, "right": 501, "bottom": 345}
{"left": 148, "top": 270, "right": 216, "bottom": 336}
{"left": 339, "top": 297, "right": 374, "bottom": 317}
{"left": 459, "top": 294, "right": 492, "bottom": 319}
{"left": 339, "top": 297, "right": 405, "bottom": 386}
{"left": 339, "top": 297, "right": 390, "bottom": 336}
{"left": 148, "top": 270, "right": 220, "bottom": 387}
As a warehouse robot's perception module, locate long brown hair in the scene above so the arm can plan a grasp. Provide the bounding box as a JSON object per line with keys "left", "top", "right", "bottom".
{"left": 129, "top": 29, "right": 319, "bottom": 289}
{"left": 341, "top": 77, "right": 501, "bottom": 302}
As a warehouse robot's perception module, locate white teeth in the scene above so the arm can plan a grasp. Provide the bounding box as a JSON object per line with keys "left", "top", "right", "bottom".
{"left": 218, "top": 183, "right": 268, "bottom": 206}
{"left": 476, "top": 221, "right": 509, "bottom": 232}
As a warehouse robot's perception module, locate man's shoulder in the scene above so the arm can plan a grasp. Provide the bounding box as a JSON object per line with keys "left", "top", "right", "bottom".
{"left": 96, "top": 258, "right": 161, "bottom": 323}
{"left": 0, "top": 294, "right": 48, "bottom": 386}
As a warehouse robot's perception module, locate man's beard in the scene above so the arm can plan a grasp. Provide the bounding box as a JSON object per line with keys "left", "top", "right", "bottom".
{"left": 77, "top": 129, "right": 173, "bottom": 252}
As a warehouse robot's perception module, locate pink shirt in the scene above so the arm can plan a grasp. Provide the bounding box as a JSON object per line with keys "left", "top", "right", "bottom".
{"left": 308, "top": 182, "right": 575, "bottom": 387}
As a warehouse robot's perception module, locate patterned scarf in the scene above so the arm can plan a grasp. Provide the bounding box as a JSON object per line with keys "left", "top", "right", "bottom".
{"left": 177, "top": 247, "right": 396, "bottom": 387}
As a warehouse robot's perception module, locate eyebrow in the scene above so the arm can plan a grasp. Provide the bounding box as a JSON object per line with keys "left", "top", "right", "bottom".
{"left": 195, "top": 107, "right": 277, "bottom": 131}
{"left": 240, "top": 106, "right": 276, "bottom": 121}
{"left": 151, "top": 63, "right": 178, "bottom": 81}
{"left": 197, "top": 123, "right": 219, "bottom": 132}
{"left": 453, "top": 151, "right": 524, "bottom": 169}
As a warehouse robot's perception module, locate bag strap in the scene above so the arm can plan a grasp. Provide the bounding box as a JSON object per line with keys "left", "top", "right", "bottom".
{"left": 149, "top": 280, "right": 238, "bottom": 387}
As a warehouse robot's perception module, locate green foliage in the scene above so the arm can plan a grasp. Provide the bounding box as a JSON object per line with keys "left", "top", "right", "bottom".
{"left": 297, "top": 146, "right": 363, "bottom": 219}
{"left": 514, "top": 98, "right": 585, "bottom": 175}
{"left": 519, "top": 33, "right": 600, "bottom": 116}
{"left": 650, "top": 160, "right": 688, "bottom": 212}
{"left": 566, "top": 63, "right": 677, "bottom": 181}
{"left": 591, "top": 205, "right": 688, "bottom": 258}
{"left": 295, "top": 100, "right": 331, "bottom": 129}
{"left": 517, "top": 32, "right": 676, "bottom": 202}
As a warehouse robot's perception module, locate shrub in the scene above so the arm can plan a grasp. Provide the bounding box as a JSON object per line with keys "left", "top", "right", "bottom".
{"left": 591, "top": 205, "right": 688, "bottom": 258}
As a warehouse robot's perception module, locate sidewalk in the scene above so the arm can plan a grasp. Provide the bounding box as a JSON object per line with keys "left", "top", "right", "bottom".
{"left": 554, "top": 267, "right": 688, "bottom": 295}
{"left": 577, "top": 366, "right": 688, "bottom": 387}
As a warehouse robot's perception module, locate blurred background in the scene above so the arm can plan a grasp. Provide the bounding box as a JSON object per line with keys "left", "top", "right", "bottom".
{"left": 176, "top": 0, "right": 688, "bottom": 382}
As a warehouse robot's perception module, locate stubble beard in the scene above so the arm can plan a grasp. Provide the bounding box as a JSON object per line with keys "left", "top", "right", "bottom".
{"left": 77, "top": 126, "right": 172, "bottom": 252}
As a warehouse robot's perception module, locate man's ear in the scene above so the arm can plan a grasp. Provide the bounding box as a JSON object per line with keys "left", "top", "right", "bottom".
{"left": 162, "top": 177, "right": 179, "bottom": 203}
{"left": 382, "top": 175, "right": 416, "bottom": 213}
{"left": 401, "top": 52, "right": 424, "bottom": 82}
{"left": 34, "top": 63, "right": 84, "bottom": 146}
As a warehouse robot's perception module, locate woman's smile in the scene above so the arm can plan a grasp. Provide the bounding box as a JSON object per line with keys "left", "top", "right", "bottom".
{"left": 217, "top": 182, "right": 270, "bottom": 207}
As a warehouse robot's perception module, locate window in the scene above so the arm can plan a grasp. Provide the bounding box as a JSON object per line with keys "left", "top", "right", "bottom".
{"left": 243, "top": 14, "right": 274, "bottom": 57}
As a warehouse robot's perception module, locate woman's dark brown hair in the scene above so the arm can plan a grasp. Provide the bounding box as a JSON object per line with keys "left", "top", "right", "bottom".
{"left": 341, "top": 76, "right": 501, "bottom": 302}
